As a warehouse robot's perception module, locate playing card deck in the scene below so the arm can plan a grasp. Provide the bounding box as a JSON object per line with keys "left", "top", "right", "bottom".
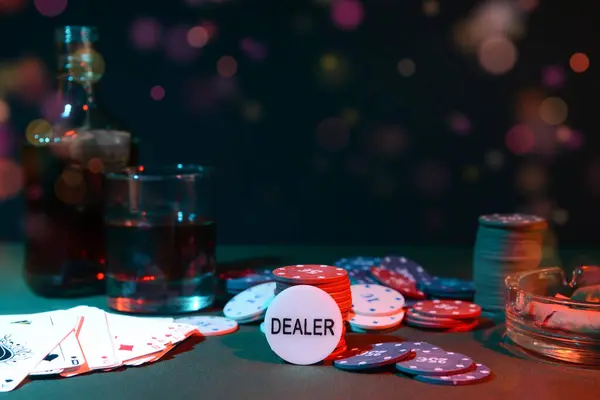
{"left": 0, "top": 306, "right": 199, "bottom": 392}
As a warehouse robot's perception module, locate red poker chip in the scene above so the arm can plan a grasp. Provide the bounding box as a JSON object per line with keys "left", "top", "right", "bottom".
{"left": 406, "top": 309, "right": 463, "bottom": 326}
{"left": 412, "top": 300, "right": 482, "bottom": 319}
{"left": 370, "top": 267, "right": 426, "bottom": 299}
{"left": 273, "top": 265, "right": 348, "bottom": 284}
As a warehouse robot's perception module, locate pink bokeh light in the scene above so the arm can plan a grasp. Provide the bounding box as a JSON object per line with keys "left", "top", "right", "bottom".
{"left": 34, "top": 0, "right": 67, "bottom": 17}
{"left": 130, "top": 18, "right": 162, "bottom": 50}
{"left": 164, "top": 26, "right": 198, "bottom": 63}
{"left": 542, "top": 65, "right": 565, "bottom": 89}
{"left": 506, "top": 124, "right": 535, "bottom": 155}
{"left": 0, "top": 125, "right": 13, "bottom": 156}
{"left": 150, "top": 86, "right": 165, "bottom": 101}
{"left": 240, "top": 38, "right": 268, "bottom": 61}
{"left": 331, "top": 0, "right": 364, "bottom": 31}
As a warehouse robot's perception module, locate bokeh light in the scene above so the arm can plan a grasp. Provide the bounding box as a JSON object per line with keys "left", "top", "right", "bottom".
{"left": 0, "top": 124, "right": 12, "bottom": 156}
{"left": 0, "top": 158, "right": 23, "bottom": 200}
{"left": 188, "top": 26, "right": 209, "bottom": 48}
{"left": 516, "top": 163, "right": 547, "bottom": 193}
{"left": 14, "top": 57, "right": 48, "bottom": 104}
{"left": 34, "top": 0, "right": 67, "bottom": 17}
{"left": 165, "top": 26, "right": 197, "bottom": 62}
{"left": 484, "top": 150, "right": 504, "bottom": 171}
{"left": 331, "top": 0, "right": 364, "bottom": 31}
{"left": 369, "top": 125, "right": 408, "bottom": 158}
{"left": 316, "top": 117, "right": 350, "bottom": 152}
{"left": 462, "top": 165, "right": 480, "bottom": 182}
{"left": 515, "top": 89, "right": 544, "bottom": 122}
{"left": 318, "top": 53, "right": 348, "bottom": 86}
{"left": 539, "top": 97, "right": 568, "bottom": 126}
{"left": 397, "top": 59, "right": 416, "bottom": 77}
{"left": 241, "top": 100, "right": 262, "bottom": 122}
{"left": 150, "top": 86, "right": 165, "bottom": 101}
{"left": 341, "top": 108, "right": 359, "bottom": 127}
{"left": 72, "top": 48, "right": 106, "bottom": 83}
{"left": 570, "top": 52, "right": 590, "bottom": 73}
{"left": 517, "top": 0, "right": 539, "bottom": 12}
{"left": 25, "top": 119, "right": 52, "bottom": 146}
{"left": 0, "top": 100, "right": 9, "bottom": 124}
{"left": 130, "top": 18, "right": 162, "bottom": 50}
{"left": 414, "top": 160, "right": 449, "bottom": 198}
{"left": 448, "top": 113, "right": 471, "bottom": 135}
{"left": 505, "top": 124, "right": 535, "bottom": 155}
{"left": 217, "top": 56, "right": 238, "bottom": 78}
{"left": 0, "top": 0, "right": 26, "bottom": 14}
{"left": 542, "top": 66, "right": 565, "bottom": 89}
{"left": 552, "top": 208, "right": 569, "bottom": 225}
{"left": 478, "top": 36, "right": 518, "bottom": 75}
{"left": 423, "top": 0, "right": 440, "bottom": 17}
{"left": 240, "top": 38, "right": 268, "bottom": 61}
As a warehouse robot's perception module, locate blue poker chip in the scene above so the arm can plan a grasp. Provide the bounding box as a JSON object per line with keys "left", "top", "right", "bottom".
{"left": 380, "top": 256, "right": 432, "bottom": 285}
{"left": 424, "top": 278, "right": 475, "bottom": 294}
{"left": 335, "top": 257, "right": 381, "bottom": 270}
{"left": 414, "top": 363, "right": 491, "bottom": 385}
{"left": 347, "top": 268, "right": 378, "bottom": 284}
{"left": 396, "top": 349, "right": 474, "bottom": 376}
{"left": 333, "top": 342, "right": 412, "bottom": 371}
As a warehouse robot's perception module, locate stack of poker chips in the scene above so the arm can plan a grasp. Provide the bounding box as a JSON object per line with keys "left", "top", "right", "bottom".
{"left": 404, "top": 300, "right": 481, "bottom": 331}
{"left": 473, "top": 214, "right": 548, "bottom": 312}
{"left": 222, "top": 282, "right": 276, "bottom": 324}
{"left": 272, "top": 265, "right": 351, "bottom": 357}
{"left": 347, "top": 284, "right": 406, "bottom": 333}
{"left": 220, "top": 269, "right": 274, "bottom": 295}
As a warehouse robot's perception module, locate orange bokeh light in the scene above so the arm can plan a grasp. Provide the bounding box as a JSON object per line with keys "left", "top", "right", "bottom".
{"left": 570, "top": 52, "right": 589, "bottom": 73}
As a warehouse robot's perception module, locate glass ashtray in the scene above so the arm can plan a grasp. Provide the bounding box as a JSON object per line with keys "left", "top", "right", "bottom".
{"left": 505, "top": 266, "right": 600, "bottom": 365}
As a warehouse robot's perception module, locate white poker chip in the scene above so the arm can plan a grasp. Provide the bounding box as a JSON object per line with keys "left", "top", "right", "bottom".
{"left": 224, "top": 282, "right": 276, "bottom": 321}
{"left": 264, "top": 285, "right": 343, "bottom": 365}
{"left": 347, "top": 310, "right": 405, "bottom": 330}
{"left": 351, "top": 284, "right": 405, "bottom": 316}
{"left": 175, "top": 316, "right": 238, "bottom": 336}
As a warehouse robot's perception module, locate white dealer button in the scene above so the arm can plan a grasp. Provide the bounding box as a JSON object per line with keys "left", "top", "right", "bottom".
{"left": 264, "top": 285, "right": 343, "bottom": 365}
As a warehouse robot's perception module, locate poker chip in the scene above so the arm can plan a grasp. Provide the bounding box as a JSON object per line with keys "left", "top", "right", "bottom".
{"left": 370, "top": 267, "right": 426, "bottom": 299}
{"left": 223, "top": 269, "right": 274, "bottom": 294}
{"left": 351, "top": 284, "right": 405, "bottom": 316}
{"left": 174, "top": 316, "right": 238, "bottom": 336}
{"left": 347, "top": 311, "right": 404, "bottom": 331}
{"left": 414, "top": 363, "right": 491, "bottom": 385}
{"left": 395, "top": 342, "right": 443, "bottom": 352}
{"left": 405, "top": 309, "right": 464, "bottom": 327}
{"left": 223, "top": 282, "right": 276, "bottom": 322}
{"left": 335, "top": 256, "right": 381, "bottom": 270}
{"left": 273, "top": 265, "right": 348, "bottom": 285}
{"left": 333, "top": 342, "right": 412, "bottom": 371}
{"left": 395, "top": 349, "right": 474, "bottom": 376}
{"left": 264, "top": 285, "right": 344, "bottom": 365}
{"left": 347, "top": 268, "right": 378, "bottom": 284}
{"left": 380, "top": 256, "right": 433, "bottom": 285}
{"left": 259, "top": 322, "right": 265, "bottom": 334}
{"left": 474, "top": 213, "right": 547, "bottom": 311}
{"left": 412, "top": 300, "right": 481, "bottom": 320}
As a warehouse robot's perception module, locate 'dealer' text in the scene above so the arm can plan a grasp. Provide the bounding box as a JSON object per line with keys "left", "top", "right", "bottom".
{"left": 270, "top": 317, "right": 335, "bottom": 336}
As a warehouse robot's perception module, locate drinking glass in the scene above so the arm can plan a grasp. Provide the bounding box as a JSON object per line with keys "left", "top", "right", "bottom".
{"left": 104, "top": 164, "right": 215, "bottom": 313}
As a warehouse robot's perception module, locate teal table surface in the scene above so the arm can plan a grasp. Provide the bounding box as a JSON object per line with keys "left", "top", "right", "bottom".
{"left": 1, "top": 243, "right": 599, "bottom": 400}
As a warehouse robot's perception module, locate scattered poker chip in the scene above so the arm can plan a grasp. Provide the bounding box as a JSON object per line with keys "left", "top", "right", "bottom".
{"left": 174, "top": 316, "right": 238, "bottom": 336}
{"left": 380, "top": 256, "right": 433, "bottom": 285}
{"left": 347, "top": 311, "right": 405, "bottom": 331}
{"left": 335, "top": 256, "right": 381, "bottom": 269}
{"left": 223, "top": 282, "right": 276, "bottom": 322}
{"left": 414, "top": 363, "right": 491, "bottom": 386}
{"left": 406, "top": 309, "right": 464, "bottom": 326}
{"left": 424, "top": 278, "right": 475, "bottom": 294}
{"left": 260, "top": 322, "right": 265, "bottom": 334}
{"left": 370, "top": 267, "right": 427, "bottom": 299}
{"left": 396, "top": 342, "right": 443, "bottom": 352}
{"left": 351, "top": 284, "right": 405, "bottom": 316}
{"left": 347, "top": 268, "right": 378, "bottom": 285}
{"left": 333, "top": 343, "right": 412, "bottom": 371}
{"left": 273, "top": 265, "right": 348, "bottom": 285}
{"left": 348, "top": 326, "right": 400, "bottom": 334}
{"left": 412, "top": 300, "right": 481, "bottom": 320}
{"left": 395, "top": 349, "right": 474, "bottom": 376}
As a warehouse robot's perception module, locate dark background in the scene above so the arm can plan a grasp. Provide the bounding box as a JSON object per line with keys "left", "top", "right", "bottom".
{"left": 0, "top": 0, "right": 597, "bottom": 245}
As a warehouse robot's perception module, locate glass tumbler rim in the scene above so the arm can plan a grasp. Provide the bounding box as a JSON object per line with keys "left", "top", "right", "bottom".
{"left": 106, "top": 164, "right": 213, "bottom": 182}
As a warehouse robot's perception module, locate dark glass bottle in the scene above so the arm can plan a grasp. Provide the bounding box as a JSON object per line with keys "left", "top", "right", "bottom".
{"left": 22, "top": 26, "right": 139, "bottom": 297}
